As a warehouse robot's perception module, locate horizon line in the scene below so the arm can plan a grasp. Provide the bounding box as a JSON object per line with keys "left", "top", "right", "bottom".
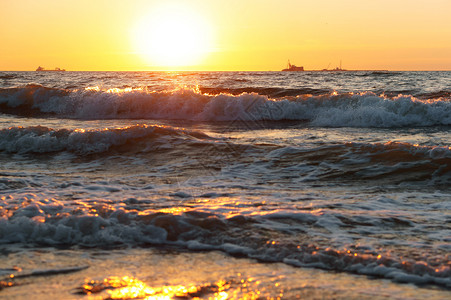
{"left": 2, "top": 69, "right": 451, "bottom": 72}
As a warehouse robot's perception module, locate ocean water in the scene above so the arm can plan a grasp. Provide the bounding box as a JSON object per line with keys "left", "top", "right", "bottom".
{"left": 0, "top": 71, "right": 450, "bottom": 299}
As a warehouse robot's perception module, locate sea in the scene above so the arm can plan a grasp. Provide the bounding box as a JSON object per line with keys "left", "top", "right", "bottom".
{"left": 0, "top": 70, "right": 450, "bottom": 299}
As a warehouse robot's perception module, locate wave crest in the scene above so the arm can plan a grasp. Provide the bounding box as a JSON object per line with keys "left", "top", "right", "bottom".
{"left": 1, "top": 85, "right": 451, "bottom": 127}
{"left": 0, "top": 124, "right": 209, "bottom": 154}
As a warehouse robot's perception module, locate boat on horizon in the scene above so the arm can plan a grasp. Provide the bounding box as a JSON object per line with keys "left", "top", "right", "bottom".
{"left": 36, "top": 66, "right": 66, "bottom": 72}
{"left": 322, "top": 60, "right": 347, "bottom": 72}
{"left": 282, "top": 60, "right": 304, "bottom": 71}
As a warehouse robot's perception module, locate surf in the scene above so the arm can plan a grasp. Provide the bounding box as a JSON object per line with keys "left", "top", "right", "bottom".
{"left": 1, "top": 84, "right": 451, "bottom": 127}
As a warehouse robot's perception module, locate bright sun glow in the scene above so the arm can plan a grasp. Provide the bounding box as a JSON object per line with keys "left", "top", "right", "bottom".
{"left": 132, "top": 3, "right": 213, "bottom": 68}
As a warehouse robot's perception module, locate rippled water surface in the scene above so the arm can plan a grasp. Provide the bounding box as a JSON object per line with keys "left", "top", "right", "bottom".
{"left": 1, "top": 71, "right": 450, "bottom": 298}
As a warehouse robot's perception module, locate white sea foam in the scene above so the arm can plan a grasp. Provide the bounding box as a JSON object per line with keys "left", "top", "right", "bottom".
{"left": 2, "top": 85, "right": 451, "bottom": 127}
{"left": 1, "top": 192, "right": 449, "bottom": 288}
{"left": 0, "top": 124, "right": 209, "bottom": 154}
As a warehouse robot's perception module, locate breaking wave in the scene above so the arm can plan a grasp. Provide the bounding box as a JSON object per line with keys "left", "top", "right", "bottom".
{"left": 1, "top": 85, "right": 451, "bottom": 127}
{"left": 1, "top": 124, "right": 449, "bottom": 186}
{"left": 0, "top": 195, "right": 449, "bottom": 288}
{"left": 0, "top": 124, "right": 210, "bottom": 155}
{"left": 243, "top": 141, "right": 451, "bottom": 186}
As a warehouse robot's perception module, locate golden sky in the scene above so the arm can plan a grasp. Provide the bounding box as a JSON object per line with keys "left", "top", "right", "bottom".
{"left": 1, "top": 0, "right": 451, "bottom": 71}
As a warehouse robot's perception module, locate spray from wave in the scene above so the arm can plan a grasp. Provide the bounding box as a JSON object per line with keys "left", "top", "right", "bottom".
{"left": 1, "top": 84, "right": 451, "bottom": 127}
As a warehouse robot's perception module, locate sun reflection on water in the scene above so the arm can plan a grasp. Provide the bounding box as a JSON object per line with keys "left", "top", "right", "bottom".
{"left": 80, "top": 275, "right": 271, "bottom": 300}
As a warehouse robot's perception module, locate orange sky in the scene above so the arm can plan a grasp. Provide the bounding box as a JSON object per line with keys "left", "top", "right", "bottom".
{"left": 1, "top": 0, "right": 451, "bottom": 71}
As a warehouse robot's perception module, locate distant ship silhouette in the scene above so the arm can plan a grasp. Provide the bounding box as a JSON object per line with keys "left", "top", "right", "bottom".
{"left": 282, "top": 60, "right": 304, "bottom": 71}
{"left": 36, "top": 66, "right": 66, "bottom": 72}
{"left": 322, "top": 60, "right": 347, "bottom": 71}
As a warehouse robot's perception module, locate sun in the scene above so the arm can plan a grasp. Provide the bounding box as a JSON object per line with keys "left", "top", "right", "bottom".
{"left": 132, "top": 4, "right": 213, "bottom": 68}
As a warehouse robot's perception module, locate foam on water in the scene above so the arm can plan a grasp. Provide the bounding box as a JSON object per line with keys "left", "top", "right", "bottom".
{"left": 0, "top": 125, "right": 450, "bottom": 187}
{"left": 1, "top": 72, "right": 450, "bottom": 295}
{"left": 0, "top": 192, "right": 449, "bottom": 288}
{"left": 0, "top": 124, "right": 210, "bottom": 154}
{"left": 1, "top": 85, "right": 451, "bottom": 127}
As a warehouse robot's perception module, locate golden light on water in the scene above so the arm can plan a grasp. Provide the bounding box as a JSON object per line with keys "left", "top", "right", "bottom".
{"left": 106, "top": 87, "right": 144, "bottom": 94}
{"left": 82, "top": 276, "right": 190, "bottom": 299}
{"left": 79, "top": 275, "right": 271, "bottom": 299}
